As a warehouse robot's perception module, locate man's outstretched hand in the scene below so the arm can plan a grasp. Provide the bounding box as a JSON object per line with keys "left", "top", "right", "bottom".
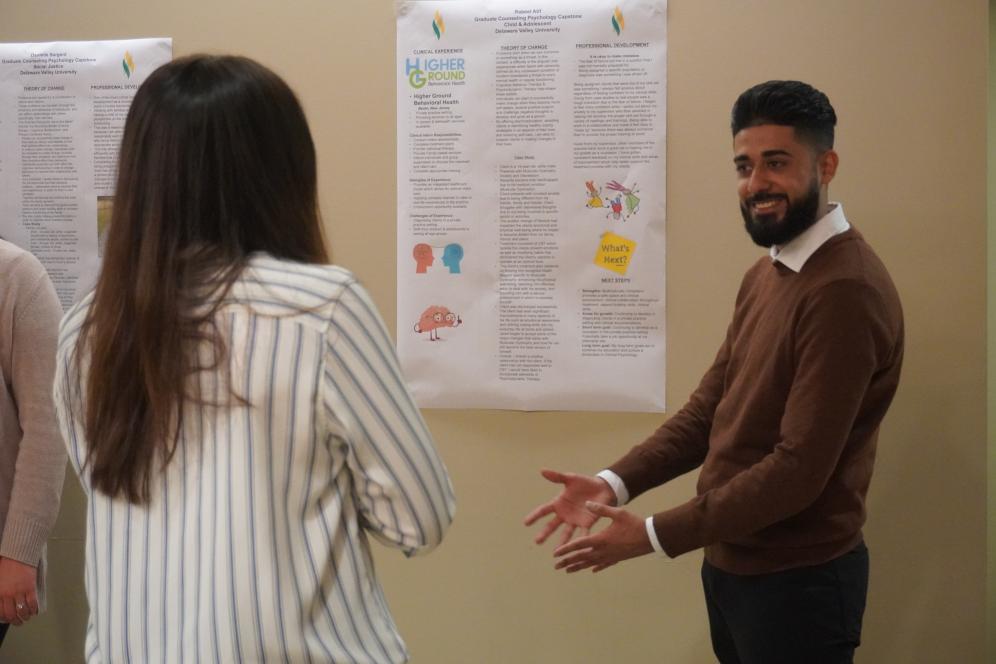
{"left": 523, "top": 470, "right": 617, "bottom": 547}
{"left": 552, "top": 501, "right": 653, "bottom": 573}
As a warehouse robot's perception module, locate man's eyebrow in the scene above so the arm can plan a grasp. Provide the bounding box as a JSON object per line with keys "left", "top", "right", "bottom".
{"left": 734, "top": 149, "right": 794, "bottom": 163}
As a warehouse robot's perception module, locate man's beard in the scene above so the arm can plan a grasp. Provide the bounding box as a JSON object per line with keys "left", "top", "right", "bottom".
{"left": 740, "top": 180, "right": 821, "bottom": 248}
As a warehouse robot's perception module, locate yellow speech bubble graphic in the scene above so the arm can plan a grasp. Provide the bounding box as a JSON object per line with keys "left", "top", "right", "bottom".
{"left": 594, "top": 231, "right": 636, "bottom": 275}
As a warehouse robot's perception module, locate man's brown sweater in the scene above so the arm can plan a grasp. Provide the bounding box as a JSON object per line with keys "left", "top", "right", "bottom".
{"left": 609, "top": 227, "right": 904, "bottom": 575}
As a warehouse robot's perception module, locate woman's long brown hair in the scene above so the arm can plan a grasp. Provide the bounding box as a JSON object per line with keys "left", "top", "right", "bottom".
{"left": 78, "top": 55, "right": 328, "bottom": 503}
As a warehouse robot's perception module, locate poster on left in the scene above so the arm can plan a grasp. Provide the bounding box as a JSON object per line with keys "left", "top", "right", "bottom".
{"left": 0, "top": 38, "right": 173, "bottom": 309}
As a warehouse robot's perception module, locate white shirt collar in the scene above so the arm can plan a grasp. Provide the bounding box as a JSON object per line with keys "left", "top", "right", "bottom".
{"left": 769, "top": 202, "right": 850, "bottom": 272}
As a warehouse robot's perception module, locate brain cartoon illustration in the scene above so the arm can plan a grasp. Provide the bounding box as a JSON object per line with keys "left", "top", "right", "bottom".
{"left": 414, "top": 305, "right": 462, "bottom": 341}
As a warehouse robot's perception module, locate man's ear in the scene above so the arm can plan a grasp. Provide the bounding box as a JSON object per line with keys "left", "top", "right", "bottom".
{"left": 819, "top": 150, "right": 839, "bottom": 185}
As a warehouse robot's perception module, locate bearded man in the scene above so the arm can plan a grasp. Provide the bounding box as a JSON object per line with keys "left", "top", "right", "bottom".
{"left": 526, "top": 80, "right": 905, "bottom": 664}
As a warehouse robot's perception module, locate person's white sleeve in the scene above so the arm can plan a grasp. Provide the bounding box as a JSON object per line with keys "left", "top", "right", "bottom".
{"left": 645, "top": 517, "right": 665, "bottom": 554}
{"left": 323, "top": 280, "right": 456, "bottom": 557}
{"left": 595, "top": 469, "right": 630, "bottom": 506}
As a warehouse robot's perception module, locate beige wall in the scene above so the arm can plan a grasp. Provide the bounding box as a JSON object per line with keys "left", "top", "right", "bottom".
{"left": 1, "top": 1, "right": 988, "bottom": 662}
{"left": 988, "top": 1, "right": 995, "bottom": 660}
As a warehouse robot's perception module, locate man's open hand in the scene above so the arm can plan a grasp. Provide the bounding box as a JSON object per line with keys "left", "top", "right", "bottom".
{"left": 523, "top": 470, "right": 616, "bottom": 547}
{"left": 552, "top": 501, "right": 653, "bottom": 573}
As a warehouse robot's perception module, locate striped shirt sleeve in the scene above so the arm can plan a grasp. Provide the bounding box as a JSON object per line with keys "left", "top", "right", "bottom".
{"left": 321, "top": 279, "right": 456, "bottom": 557}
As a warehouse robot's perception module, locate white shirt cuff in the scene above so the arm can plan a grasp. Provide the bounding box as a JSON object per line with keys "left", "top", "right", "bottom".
{"left": 645, "top": 517, "right": 665, "bottom": 554}
{"left": 595, "top": 470, "right": 629, "bottom": 506}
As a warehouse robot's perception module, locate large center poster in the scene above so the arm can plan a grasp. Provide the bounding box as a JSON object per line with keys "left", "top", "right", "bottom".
{"left": 397, "top": 1, "right": 666, "bottom": 411}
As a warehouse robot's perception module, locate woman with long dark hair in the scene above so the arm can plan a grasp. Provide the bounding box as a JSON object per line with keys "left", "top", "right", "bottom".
{"left": 54, "top": 55, "right": 455, "bottom": 663}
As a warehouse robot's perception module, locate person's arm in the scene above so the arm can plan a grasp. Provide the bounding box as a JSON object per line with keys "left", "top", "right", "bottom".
{"left": 648, "top": 279, "right": 900, "bottom": 557}
{"left": 602, "top": 268, "right": 762, "bottom": 507}
{"left": 606, "top": 319, "right": 733, "bottom": 500}
{"left": 551, "top": 279, "right": 900, "bottom": 571}
{"left": 524, "top": 313, "right": 736, "bottom": 549}
{"left": 0, "top": 269, "right": 67, "bottom": 623}
{"left": 322, "top": 279, "right": 455, "bottom": 557}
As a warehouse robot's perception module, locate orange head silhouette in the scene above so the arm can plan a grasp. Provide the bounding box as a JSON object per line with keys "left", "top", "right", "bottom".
{"left": 413, "top": 243, "right": 434, "bottom": 273}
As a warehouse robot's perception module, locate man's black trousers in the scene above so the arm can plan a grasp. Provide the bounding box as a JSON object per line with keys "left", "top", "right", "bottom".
{"left": 701, "top": 542, "right": 869, "bottom": 664}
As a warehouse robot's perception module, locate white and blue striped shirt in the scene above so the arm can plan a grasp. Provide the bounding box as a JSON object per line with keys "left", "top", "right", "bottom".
{"left": 54, "top": 255, "right": 456, "bottom": 663}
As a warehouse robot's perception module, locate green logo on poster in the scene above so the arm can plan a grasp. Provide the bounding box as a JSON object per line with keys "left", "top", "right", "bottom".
{"left": 612, "top": 7, "right": 624, "bottom": 35}
{"left": 122, "top": 51, "right": 135, "bottom": 78}
{"left": 432, "top": 10, "right": 445, "bottom": 39}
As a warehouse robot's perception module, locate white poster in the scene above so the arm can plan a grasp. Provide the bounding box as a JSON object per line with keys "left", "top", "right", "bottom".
{"left": 397, "top": 1, "right": 666, "bottom": 412}
{"left": 0, "top": 38, "right": 173, "bottom": 309}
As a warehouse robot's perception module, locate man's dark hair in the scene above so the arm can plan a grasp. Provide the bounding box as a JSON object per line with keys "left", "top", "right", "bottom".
{"left": 731, "top": 80, "right": 837, "bottom": 152}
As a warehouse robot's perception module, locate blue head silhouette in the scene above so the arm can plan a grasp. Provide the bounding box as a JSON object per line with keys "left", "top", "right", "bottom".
{"left": 442, "top": 243, "right": 464, "bottom": 274}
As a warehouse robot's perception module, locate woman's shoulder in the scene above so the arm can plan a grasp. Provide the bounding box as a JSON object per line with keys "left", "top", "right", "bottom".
{"left": 236, "top": 254, "right": 360, "bottom": 317}
{"left": 0, "top": 239, "right": 47, "bottom": 286}
{"left": 0, "top": 240, "right": 62, "bottom": 330}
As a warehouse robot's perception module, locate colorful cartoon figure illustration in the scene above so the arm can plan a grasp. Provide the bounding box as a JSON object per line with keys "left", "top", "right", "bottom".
{"left": 607, "top": 195, "right": 624, "bottom": 221}
{"left": 414, "top": 305, "right": 462, "bottom": 341}
{"left": 442, "top": 243, "right": 464, "bottom": 274}
{"left": 606, "top": 180, "right": 640, "bottom": 217}
{"left": 413, "top": 243, "right": 434, "bottom": 273}
{"left": 585, "top": 181, "right": 604, "bottom": 208}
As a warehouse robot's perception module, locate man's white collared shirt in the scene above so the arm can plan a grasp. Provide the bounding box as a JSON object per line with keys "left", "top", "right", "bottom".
{"left": 769, "top": 203, "right": 850, "bottom": 273}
